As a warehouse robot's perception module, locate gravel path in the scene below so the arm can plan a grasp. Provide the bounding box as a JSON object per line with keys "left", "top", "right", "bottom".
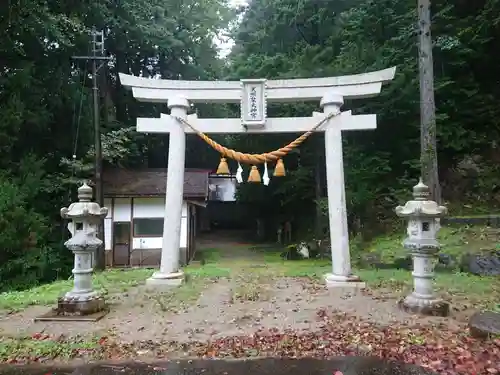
{"left": 0, "top": 275, "right": 462, "bottom": 342}
{"left": 0, "top": 237, "right": 464, "bottom": 342}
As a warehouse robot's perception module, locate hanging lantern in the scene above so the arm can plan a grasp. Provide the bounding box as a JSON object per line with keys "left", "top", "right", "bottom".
{"left": 247, "top": 166, "right": 261, "bottom": 183}
{"left": 216, "top": 157, "right": 230, "bottom": 175}
{"left": 273, "top": 158, "right": 286, "bottom": 177}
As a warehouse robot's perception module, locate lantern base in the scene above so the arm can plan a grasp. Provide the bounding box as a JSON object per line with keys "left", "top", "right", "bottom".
{"left": 324, "top": 273, "right": 366, "bottom": 288}
{"left": 34, "top": 307, "right": 108, "bottom": 322}
{"left": 56, "top": 294, "right": 106, "bottom": 316}
{"left": 34, "top": 294, "right": 108, "bottom": 321}
{"left": 399, "top": 293, "right": 450, "bottom": 317}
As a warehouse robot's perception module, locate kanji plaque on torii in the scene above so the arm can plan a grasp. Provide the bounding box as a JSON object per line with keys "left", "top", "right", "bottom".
{"left": 240, "top": 79, "right": 267, "bottom": 128}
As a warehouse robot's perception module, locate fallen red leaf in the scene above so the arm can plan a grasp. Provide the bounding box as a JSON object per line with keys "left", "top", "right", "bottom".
{"left": 3, "top": 309, "right": 500, "bottom": 375}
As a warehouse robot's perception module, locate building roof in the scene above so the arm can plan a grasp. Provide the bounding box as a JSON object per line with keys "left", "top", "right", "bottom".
{"left": 103, "top": 168, "right": 210, "bottom": 199}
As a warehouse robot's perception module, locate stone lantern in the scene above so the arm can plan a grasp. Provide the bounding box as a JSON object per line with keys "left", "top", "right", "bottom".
{"left": 58, "top": 182, "right": 108, "bottom": 316}
{"left": 395, "top": 179, "right": 449, "bottom": 316}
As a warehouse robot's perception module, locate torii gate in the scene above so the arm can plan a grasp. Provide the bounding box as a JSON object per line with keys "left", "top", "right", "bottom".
{"left": 119, "top": 67, "right": 396, "bottom": 288}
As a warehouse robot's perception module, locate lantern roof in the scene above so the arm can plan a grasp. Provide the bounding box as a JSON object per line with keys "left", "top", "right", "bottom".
{"left": 60, "top": 183, "right": 108, "bottom": 220}
{"left": 395, "top": 179, "right": 447, "bottom": 217}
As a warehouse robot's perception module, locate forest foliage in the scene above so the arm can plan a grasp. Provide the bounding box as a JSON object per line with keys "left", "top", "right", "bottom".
{"left": 1, "top": 0, "right": 500, "bottom": 290}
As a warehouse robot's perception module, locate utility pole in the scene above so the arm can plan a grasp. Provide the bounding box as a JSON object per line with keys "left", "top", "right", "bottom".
{"left": 72, "top": 28, "right": 112, "bottom": 270}
{"left": 418, "top": 0, "right": 441, "bottom": 203}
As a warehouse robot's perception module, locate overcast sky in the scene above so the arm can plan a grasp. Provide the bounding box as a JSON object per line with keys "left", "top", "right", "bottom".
{"left": 217, "top": 0, "right": 248, "bottom": 57}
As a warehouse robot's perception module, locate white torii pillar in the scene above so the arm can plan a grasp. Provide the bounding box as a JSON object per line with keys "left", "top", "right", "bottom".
{"left": 321, "top": 92, "right": 364, "bottom": 286}
{"left": 119, "top": 67, "right": 396, "bottom": 288}
{"left": 145, "top": 97, "right": 189, "bottom": 287}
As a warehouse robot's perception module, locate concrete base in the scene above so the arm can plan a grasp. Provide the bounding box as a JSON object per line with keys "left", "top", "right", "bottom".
{"left": 34, "top": 295, "right": 108, "bottom": 322}
{"left": 56, "top": 295, "right": 106, "bottom": 315}
{"left": 399, "top": 294, "right": 450, "bottom": 317}
{"left": 146, "top": 270, "right": 184, "bottom": 289}
{"left": 324, "top": 273, "right": 366, "bottom": 288}
{"left": 34, "top": 308, "right": 108, "bottom": 322}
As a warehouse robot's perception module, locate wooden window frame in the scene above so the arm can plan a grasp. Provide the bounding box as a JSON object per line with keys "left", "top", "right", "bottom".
{"left": 132, "top": 217, "right": 164, "bottom": 237}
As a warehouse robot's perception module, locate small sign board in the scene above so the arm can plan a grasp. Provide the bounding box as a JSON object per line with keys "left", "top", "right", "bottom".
{"left": 240, "top": 79, "right": 267, "bottom": 128}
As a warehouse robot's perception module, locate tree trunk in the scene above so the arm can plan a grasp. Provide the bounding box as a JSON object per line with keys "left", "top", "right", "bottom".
{"left": 418, "top": 0, "right": 442, "bottom": 203}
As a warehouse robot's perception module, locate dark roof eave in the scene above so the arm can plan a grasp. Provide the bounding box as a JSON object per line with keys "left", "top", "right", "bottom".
{"left": 104, "top": 193, "right": 207, "bottom": 200}
{"left": 101, "top": 168, "right": 209, "bottom": 198}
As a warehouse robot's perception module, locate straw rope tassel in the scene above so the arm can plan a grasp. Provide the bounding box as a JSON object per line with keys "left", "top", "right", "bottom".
{"left": 248, "top": 166, "right": 261, "bottom": 183}
{"left": 273, "top": 158, "right": 286, "bottom": 177}
{"left": 216, "top": 157, "right": 230, "bottom": 175}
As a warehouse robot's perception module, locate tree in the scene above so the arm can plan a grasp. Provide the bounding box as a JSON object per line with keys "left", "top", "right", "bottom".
{"left": 418, "top": 0, "right": 441, "bottom": 203}
{"left": 227, "top": 0, "right": 500, "bottom": 237}
{"left": 0, "top": 0, "right": 231, "bottom": 289}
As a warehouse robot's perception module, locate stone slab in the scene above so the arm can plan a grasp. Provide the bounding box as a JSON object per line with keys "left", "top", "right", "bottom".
{"left": 469, "top": 310, "right": 500, "bottom": 339}
{"left": 324, "top": 275, "right": 366, "bottom": 289}
{"left": 145, "top": 271, "right": 184, "bottom": 289}
{"left": 325, "top": 280, "right": 367, "bottom": 289}
{"left": 324, "top": 273, "right": 366, "bottom": 289}
{"left": 145, "top": 277, "right": 183, "bottom": 287}
{"left": 460, "top": 251, "right": 500, "bottom": 276}
{"left": 34, "top": 308, "right": 108, "bottom": 322}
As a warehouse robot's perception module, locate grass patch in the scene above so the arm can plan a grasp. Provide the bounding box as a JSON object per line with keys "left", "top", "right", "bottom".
{"left": 0, "top": 260, "right": 233, "bottom": 312}
{"left": 357, "top": 268, "right": 499, "bottom": 309}
{"left": 195, "top": 230, "right": 499, "bottom": 310}
{"left": 2, "top": 225, "right": 497, "bottom": 313}
{"left": 0, "top": 335, "right": 103, "bottom": 362}
{"left": 192, "top": 247, "right": 221, "bottom": 263}
{"left": 251, "top": 245, "right": 332, "bottom": 277}
{"left": 359, "top": 224, "right": 500, "bottom": 310}
{"left": 230, "top": 273, "right": 273, "bottom": 303}
{"left": 151, "top": 266, "right": 231, "bottom": 313}
{"left": 150, "top": 274, "right": 209, "bottom": 313}
{"left": 446, "top": 202, "right": 500, "bottom": 217}
{"left": 364, "top": 225, "right": 500, "bottom": 262}
{"left": 0, "top": 268, "right": 152, "bottom": 312}
{"left": 185, "top": 259, "right": 230, "bottom": 277}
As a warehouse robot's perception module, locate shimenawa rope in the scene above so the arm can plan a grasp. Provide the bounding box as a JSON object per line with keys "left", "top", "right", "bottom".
{"left": 174, "top": 110, "right": 339, "bottom": 165}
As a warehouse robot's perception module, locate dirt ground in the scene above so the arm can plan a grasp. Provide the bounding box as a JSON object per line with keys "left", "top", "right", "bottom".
{"left": 0, "top": 235, "right": 465, "bottom": 344}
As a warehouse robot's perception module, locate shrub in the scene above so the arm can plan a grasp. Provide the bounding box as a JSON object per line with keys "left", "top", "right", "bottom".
{"left": 0, "top": 178, "right": 51, "bottom": 291}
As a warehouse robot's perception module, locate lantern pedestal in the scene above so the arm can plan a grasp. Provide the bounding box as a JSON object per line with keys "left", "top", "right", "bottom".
{"left": 56, "top": 243, "right": 107, "bottom": 316}
{"left": 398, "top": 247, "right": 449, "bottom": 316}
